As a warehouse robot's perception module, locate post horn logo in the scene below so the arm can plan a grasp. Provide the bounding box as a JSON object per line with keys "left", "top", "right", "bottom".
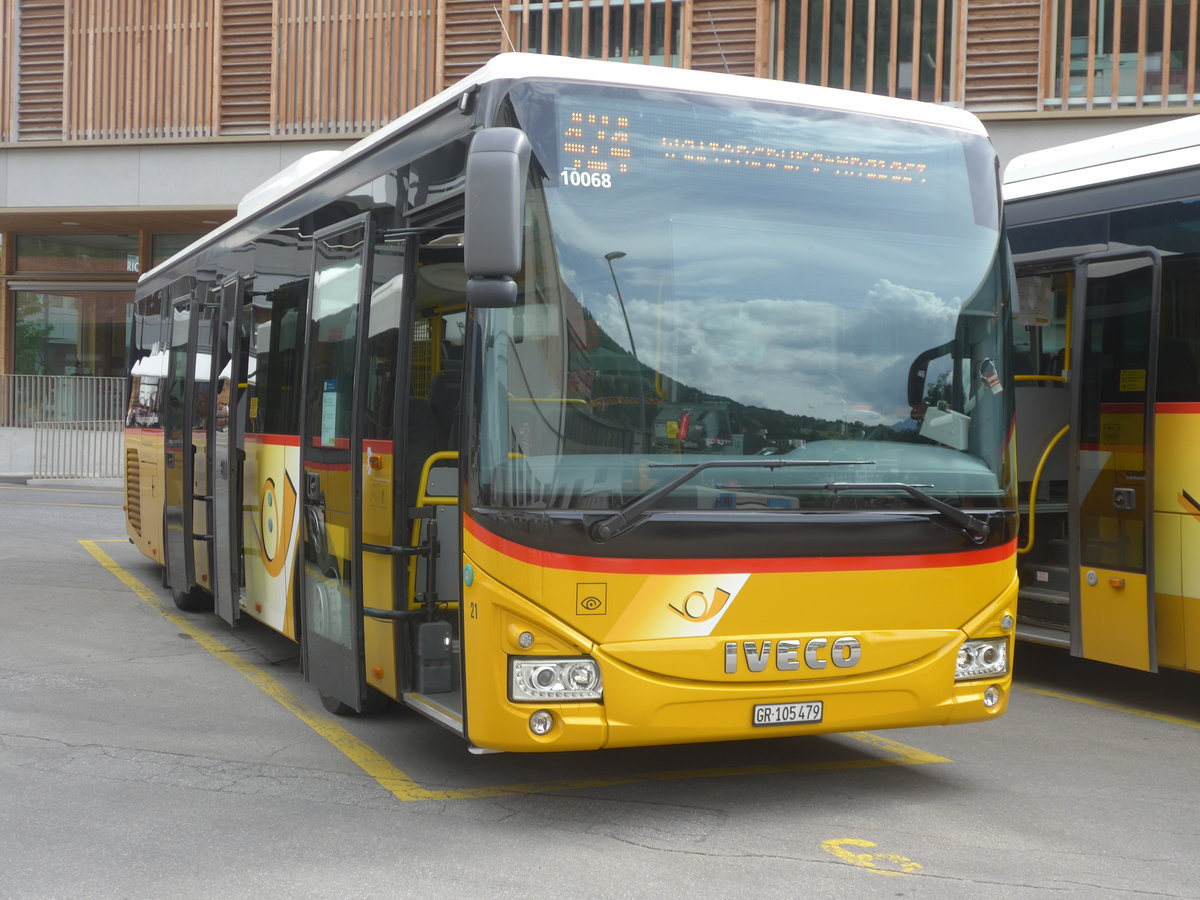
{"left": 669, "top": 587, "right": 733, "bottom": 622}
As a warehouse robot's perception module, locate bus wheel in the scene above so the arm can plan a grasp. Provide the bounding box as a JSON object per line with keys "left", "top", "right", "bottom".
{"left": 172, "top": 585, "right": 212, "bottom": 612}
{"left": 319, "top": 692, "right": 355, "bottom": 716}
{"left": 363, "top": 686, "right": 394, "bottom": 713}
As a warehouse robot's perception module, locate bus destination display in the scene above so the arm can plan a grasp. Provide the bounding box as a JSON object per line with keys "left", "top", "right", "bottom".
{"left": 559, "top": 108, "right": 933, "bottom": 192}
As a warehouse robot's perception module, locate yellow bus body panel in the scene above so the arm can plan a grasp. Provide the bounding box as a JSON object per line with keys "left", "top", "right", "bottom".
{"left": 360, "top": 446, "right": 399, "bottom": 698}
{"left": 240, "top": 435, "right": 302, "bottom": 639}
{"left": 1153, "top": 407, "right": 1200, "bottom": 673}
{"left": 124, "top": 428, "right": 165, "bottom": 566}
{"left": 1079, "top": 567, "right": 1151, "bottom": 671}
{"left": 462, "top": 523, "right": 1016, "bottom": 752}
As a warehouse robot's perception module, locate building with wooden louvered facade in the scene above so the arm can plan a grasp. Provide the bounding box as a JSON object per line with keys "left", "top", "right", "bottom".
{"left": 1, "top": 0, "right": 1197, "bottom": 383}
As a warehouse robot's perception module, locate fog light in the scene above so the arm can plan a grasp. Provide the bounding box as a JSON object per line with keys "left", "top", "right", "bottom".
{"left": 956, "top": 638, "right": 1008, "bottom": 680}
{"left": 518, "top": 631, "right": 535, "bottom": 649}
{"left": 1001, "top": 614, "right": 1014, "bottom": 631}
{"left": 529, "top": 710, "right": 554, "bottom": 735}
{"left": 983, "top": 685, "right": 1002, "bottom": 708}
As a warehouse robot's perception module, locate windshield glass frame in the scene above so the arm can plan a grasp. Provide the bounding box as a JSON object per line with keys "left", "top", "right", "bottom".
{"left": 468, "top": 79, "right": 1012, "bottom": 518}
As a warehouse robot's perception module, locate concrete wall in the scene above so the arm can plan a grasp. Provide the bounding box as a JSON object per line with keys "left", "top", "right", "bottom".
{"left": 986, "top": 115, "right": 1185, "bottom": 176}
{"left": 0, "top": 139, "right": 353, "bottom": 211}
{"left": 0, "top": 427, "right": 35, "bottom": 477}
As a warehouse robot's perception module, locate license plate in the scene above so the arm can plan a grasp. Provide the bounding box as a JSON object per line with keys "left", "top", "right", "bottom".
{"left": 753, "top": 701, "right": 824, "bottom": 727}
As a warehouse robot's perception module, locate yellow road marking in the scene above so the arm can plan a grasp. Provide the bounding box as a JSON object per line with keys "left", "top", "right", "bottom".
{"left": 0, "top": 485, "right": 121, "bottom": 494}
{"left": 81, "top": 539, "right": 951, "bottom": 802}
{"left": 822, "top": 838, "right": 923, "bottom": 876}
{"left": 1017, "top": 684, "right": 1200, "bottom": 730}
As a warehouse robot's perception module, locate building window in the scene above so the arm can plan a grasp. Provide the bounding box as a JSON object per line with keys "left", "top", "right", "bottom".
{"left": 15, "top": 235, "right": 140, "bottom": 275}
{"left": 1046, "top": 0, "right": 1199, "bottom": 109}
{"left": 13, "top": 289, "right": 133, "bottom": 378}
{"left": 768, "top": 0, "right": 959, "bottom": 102}
{"left": 507, "top": 0, "right": 684, "bottom": 66}
{"left": 152, "top": 234, "right": 204, "bottom": 269}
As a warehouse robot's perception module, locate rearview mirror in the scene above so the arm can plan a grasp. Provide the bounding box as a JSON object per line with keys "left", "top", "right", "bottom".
{"left": 464, "top": 127, "right": 531, "bottom": 309}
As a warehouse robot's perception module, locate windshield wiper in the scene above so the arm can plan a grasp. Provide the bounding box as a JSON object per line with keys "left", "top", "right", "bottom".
{"left": 588, "top": 459, "right": 875, "bottom": 542}
{"left": 821, "top": 482, "right": 991, "bottom": 543}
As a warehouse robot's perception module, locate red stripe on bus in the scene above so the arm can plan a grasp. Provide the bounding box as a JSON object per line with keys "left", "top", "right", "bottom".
{"left": 244, "top": 433, "right": 302, "bottom": 446}
{"left": 1157, "top": 402, "right": 1200, "bottom": 414}
{"left": 464, "top": 514, "right": 1015, "bottom": 574}
{"left": 306, "top": 460, "right": 351, "bottom": 472}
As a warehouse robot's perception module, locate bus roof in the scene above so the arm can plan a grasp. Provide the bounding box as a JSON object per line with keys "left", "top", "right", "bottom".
{"left": 1003, "top": 114, "right": 1200, "bottom": 201}
{"left": 142, "top": 53, "right": 989, "bottom": 286}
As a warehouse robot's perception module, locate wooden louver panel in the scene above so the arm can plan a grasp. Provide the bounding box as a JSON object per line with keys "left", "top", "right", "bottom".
{"left": 765, "top": 0, "right": 962, "bottom": 103}
{"left": 220, "top": 0, "right": 274, "bottom": 134}
{"left": 1043, "top": 0, "right": 1198, "bottom": 111}
{"left": 499, "top": 0, "right": 686, "bottom": 69}
{"left": 16, "top": 0, "right": 65, "bottom": 140}
{"left": 0, "top": 0, "right": 12, "bottom": 141}
{"left": 964, "top": 0, "right": 1041, "bottom": 112}
{"left": 66, "top": 0, "right": 217, "bottom": 140}
{"left": 689, "top": 0, "right": 758, "bottom": 76}
{"left": 275, "top": 0, "right": 441, "bottom": 134}
{"left": 442, "top": 0, "right": 506, "bottom": 86}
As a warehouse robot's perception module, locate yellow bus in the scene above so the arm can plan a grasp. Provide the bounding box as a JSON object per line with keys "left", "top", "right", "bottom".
{"left": 1006, "top": 114, "right": 1200, "bottom": 673}
{"left": 125, "top": 54, "right": 1016, "bottom": 752}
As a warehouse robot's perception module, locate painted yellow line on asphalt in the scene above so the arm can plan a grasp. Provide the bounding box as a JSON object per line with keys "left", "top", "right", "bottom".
{"left": 822, "top": 838, "right": 924, "bottom": 876}
{"left": 81, "top": 539, "right": 951, "bottom": 802}
{"left": 0, "top": 485, "right": 121, "bottom": 494}
{"left": 1017, "top": 685, "right": 1200, "bottom": 730}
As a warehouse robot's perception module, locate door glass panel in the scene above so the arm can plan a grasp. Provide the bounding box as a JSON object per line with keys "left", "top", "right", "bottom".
{"left": 163, "top": 300, "right": 191, "bottom": 591}
{"left": 1076, "top": 261, "right": 1154, "bottom": 574}
{"left": 306, "top": 245, "right": 362, "bottom": 451}
{"left": 301, "top": 220, "right": 369, "bottom": 710}
{"left": 192, "top": 302, "right": 218, "bottom": 558}
{"left": 360, "top": 236, "right": 408, "bottom": 698}
{"left": 212, "top": 279, "right": 247, "bottom": 626}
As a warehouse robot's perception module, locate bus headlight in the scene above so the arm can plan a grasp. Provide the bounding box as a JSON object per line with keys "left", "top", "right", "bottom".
{"left": 509, "top": 657, "right": 603, "bottom": 702}
{"left": 955, "top": 639, "right": 1008, "bottom": 680}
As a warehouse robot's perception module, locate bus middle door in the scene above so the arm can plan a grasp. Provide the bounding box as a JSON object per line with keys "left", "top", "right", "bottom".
{"left": 163, "top": 284, "right": 217, "bottom": 611}
{"left": 1070, "top": 248, "right": 1161, "bottom": 671}
{"left": 210, "top": 276, "right": 249, "bottom": 626}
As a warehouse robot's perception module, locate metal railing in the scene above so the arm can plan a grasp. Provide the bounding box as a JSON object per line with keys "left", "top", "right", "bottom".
{"left": 32, "top": 420, "right": 123, "bottom": 479}
{"left": 0, "top": 375, "right": 126, "bottom": 428}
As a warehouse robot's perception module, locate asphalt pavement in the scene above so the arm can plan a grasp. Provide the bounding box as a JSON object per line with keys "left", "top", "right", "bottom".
{"left": 1, "top": 481, "right": 1198, "bottom": 899}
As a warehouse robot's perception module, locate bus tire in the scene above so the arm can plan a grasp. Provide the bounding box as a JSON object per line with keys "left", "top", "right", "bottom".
{"left": 319, "top": 692, "right": 355, "bottom": 716}
{"left": 363, "top": 686, "right": 394, "bottom": 713}
{"left": 172, "top": 584, "right": 212, "bottom": 613}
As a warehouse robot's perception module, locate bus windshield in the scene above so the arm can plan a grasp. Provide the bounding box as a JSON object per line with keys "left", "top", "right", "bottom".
{"left": 475, "top": 81, "right": 1009, "bottom": 514}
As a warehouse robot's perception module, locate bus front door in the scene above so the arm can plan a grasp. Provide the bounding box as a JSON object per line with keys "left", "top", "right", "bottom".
{"left": 1071, "top": 249, "right": 1161, "bottom": 671}
{"left": 299, "top": 215, "right": 373, "bottom": 713}
{"left": 210, "top": 277, "right": 248, "bottom": 626}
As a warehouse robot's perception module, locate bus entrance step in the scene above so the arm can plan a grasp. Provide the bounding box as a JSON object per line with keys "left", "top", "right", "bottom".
{"left": 1016, "top": 621, "right": 1071, "bottom": 648}
{"left": 1018, "top": 586, "right": 1069, "bottom": 605}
